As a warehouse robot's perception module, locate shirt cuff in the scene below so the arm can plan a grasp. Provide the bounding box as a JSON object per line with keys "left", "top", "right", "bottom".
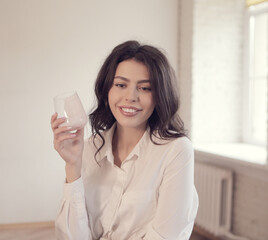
{"left": 63, "top": 177, "right": 85, "bottom": 202}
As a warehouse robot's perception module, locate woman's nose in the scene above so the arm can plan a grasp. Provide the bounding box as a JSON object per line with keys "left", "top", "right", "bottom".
{"left": 125, "top": 87, "right": 139, "bottom": 102}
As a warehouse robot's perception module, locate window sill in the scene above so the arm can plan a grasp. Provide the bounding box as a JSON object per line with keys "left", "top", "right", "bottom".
{"left": 194, "top": 143, "right": 268, "bottom": 182}
{"left": 194, "top": 142, "right": 266, "bottom": 165}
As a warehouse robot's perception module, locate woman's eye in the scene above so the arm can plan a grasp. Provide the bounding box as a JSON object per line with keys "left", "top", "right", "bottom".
{"left": 115, "top": 83, "right": 125, "bottom": 88}
{"left": 139, "top": 87, "right": 152, "bottom": 91}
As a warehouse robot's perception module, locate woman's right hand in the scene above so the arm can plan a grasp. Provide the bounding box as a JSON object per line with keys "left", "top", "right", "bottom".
{"left": 51, "top": 113, "right": 84, "bottom": 182}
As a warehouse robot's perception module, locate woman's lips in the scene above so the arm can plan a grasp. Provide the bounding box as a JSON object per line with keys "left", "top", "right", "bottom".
{"left": 118, "top": 106, "right": 142, "bottom": 117}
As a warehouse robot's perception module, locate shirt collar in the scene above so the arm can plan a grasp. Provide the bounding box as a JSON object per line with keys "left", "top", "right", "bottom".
{"left": 96, "top": 124, "right": 116, "bottom": 165}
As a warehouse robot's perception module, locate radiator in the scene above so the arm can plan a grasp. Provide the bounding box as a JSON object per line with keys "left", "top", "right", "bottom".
{"left": 194, "top": 162, "right": 233, "bottom": 236}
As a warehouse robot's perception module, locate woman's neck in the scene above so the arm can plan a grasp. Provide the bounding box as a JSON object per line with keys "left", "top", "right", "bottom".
{"left": 112, "top": 123, "right": 146, "bottom": 167}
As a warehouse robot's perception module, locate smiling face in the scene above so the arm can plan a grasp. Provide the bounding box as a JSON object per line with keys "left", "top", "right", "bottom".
{"left": 108, "top": 59, "right": 155, "bottom": 131}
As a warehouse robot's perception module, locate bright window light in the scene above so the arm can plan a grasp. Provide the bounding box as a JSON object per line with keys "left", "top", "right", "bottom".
{"left": 245, "top": 3, "right": 267, "bottom": 146}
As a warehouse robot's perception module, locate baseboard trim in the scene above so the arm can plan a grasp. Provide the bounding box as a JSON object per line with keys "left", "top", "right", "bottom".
{"left": 0, "top": 221, "right": 54, "bottom": 230}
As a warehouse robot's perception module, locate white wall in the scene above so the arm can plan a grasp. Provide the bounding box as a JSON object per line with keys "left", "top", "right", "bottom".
{"left": 191, "top": 0, "right": 244, "bottom": 144}
{"left": 178, "top": 0, "right": 194, "bottom": 137}
{"left": 0, "top": 0, "right": 180, "bottom": 224}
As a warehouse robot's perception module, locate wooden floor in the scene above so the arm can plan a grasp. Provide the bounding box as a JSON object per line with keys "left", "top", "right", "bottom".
{"left": 0, "top": 226, "right": 56, "bottom": 240}
{"left": 0, "top": 225, "right": 208, "bottom": 240}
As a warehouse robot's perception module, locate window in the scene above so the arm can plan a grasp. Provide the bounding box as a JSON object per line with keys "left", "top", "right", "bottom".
{"left": 243, "top": 1, "right": 268, "bottom": 146}
{"left": 191, "top": 0, "right": 267, "bottom": 165}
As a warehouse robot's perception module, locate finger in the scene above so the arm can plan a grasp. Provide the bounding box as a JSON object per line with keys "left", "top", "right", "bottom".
{"left": 51, "top": 117, "right": 67, "bottom": 130}
{"left": 54, "top": 125, "right": 73, "bottom": 135}
{"left": 54, "top": 132, "right": 77, "bottom": 145}
{"left": 76, "top": 128, "right": 84, "bottom": 137}
{"left": 51, "top": 113, "right": 58, "bottom": 123}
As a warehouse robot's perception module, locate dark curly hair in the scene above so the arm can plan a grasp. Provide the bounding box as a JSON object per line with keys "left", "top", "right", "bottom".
{"left": 89, "top": 40, "right": 186, "bottom": 156}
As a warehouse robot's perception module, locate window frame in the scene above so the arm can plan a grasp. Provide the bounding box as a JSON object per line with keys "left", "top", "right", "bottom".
{"left": 242, "top": 2, "right": 268, "bottom": 146}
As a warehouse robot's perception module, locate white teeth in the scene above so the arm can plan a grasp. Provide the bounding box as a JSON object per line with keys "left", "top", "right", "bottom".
{"left": 122, "top": 108, "right": 137, "bottom": 113}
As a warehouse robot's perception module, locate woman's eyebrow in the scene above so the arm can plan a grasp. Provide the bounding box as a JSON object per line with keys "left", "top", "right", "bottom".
{"left": 114, "top": 76, "right": 129, "bottom": 82}
{"left": 114, "top": 76, "right": 150, "bottom": 83}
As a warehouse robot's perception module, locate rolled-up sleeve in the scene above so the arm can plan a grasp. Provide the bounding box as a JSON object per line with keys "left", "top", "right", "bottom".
{"left": 55, "top": 177, "right": 92, "bottom": 240}
{"left": 142, "top": 143, "right": 199, "bottom": 240}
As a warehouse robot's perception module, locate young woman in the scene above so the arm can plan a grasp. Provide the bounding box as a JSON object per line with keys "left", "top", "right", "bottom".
{"left": 51, "top": 40, "right": 198, "bottom": 240}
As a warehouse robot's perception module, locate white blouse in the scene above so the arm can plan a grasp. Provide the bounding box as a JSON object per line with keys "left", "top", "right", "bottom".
{"left": 55, "top": 125, "right": 199, "bottom": 240}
